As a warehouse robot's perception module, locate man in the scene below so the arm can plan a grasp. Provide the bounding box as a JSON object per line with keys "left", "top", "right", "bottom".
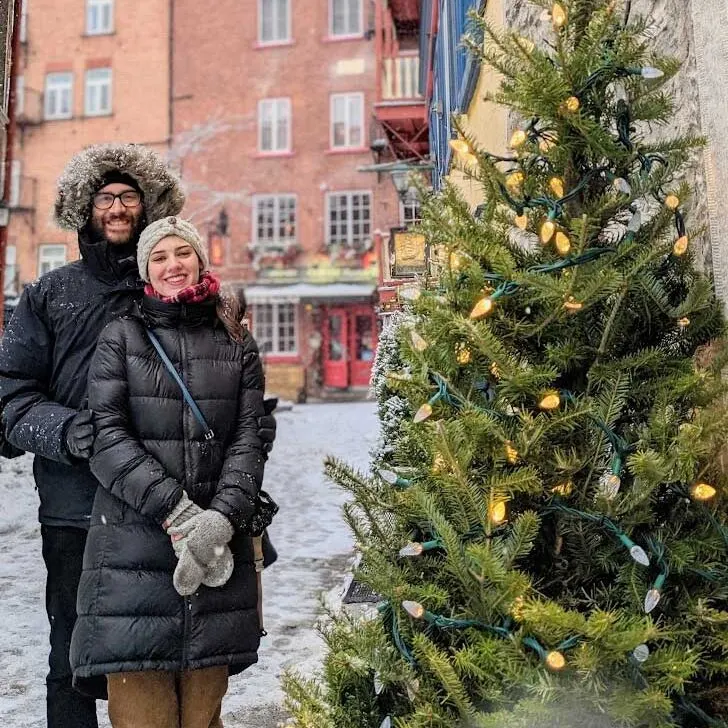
{"left": 0, "top": 144, "right": 276, "bottom": 728}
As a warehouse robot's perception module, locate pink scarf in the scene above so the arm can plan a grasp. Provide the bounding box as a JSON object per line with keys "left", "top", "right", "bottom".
{"left": 145, "top": 271, "right": 221, "bottom": 304}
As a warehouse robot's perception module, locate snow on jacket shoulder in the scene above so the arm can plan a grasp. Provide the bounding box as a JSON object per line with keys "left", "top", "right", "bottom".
{"left": 0, "top": 256, "right": 141, "bottom": 525}
{"left": 71, "top": 296, "right": 266, "bottom": 692}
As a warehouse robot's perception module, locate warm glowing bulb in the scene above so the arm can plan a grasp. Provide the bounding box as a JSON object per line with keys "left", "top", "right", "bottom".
{"left": 539, "top": 391, "right": 561, "bottom": 410}
{"left": 504, "top": 441, "right": 519, "bottom": 464}
{"left": 432, "top": 452, "right": 446, "bottom": 474}
{"left": 549, "top": 177, "right": 565, "bottom": 198}
{"left": 510, "top": 129, "right": 528, "bottom": 148}
{"left": 665, "top": 194, "right": 680, "bottom": 210}
{"left": 551, "top": 2, "right": 567, "bottom": 28}
{"left": 545, "top": 650, "right": 566, "bottom": 671}
{"left": 691, "top": 482, "right": 716, "bottom": 501}
{"left": 563, "top": 296, "right": 583, "bottom": 312}
{"left": 490, "top": 361, "right": 501, "bottom": 379}
{"left": 413, "top": 402, "right": 433, "bottom": 423}
{"left": 673, "top": 235, "right": 689, "bottom": 256}
{"left": 677, "top": 317, "right": 690, "bottom": 329}
{"left": 402, "top": 600, "right": 425, "bottom": 619}
{"left": 506, "top": 171, "right": 525, "bottom": 191}
{"left": 450, "top": 251, "right": 467, "bottom": 270}
{"left": 470, "top": 296, "right": 494, "bottom": 320}
{"left": 555, "top": 231, "right": 571, "bottom": 255}
{"left": 410, "top": 330, "right": 428, "bottom": 352}
{"left": 644, "top": 589, "right": 661, "bottom": 614}
{"left": 514, "top": 213, "right": 528, "bottom": 230}
{"left": 489, "top": 500, "right": 507, "bottom": 524}
{"left": 449, "top": 139, "right": 470, "bottom": 155}
{"left": 539, "top": 135, "right": 557, "bottom": 153}
{"left": 456, "top": 344, "right": 472, "bottom": 365}
{"left": 562, "top": 96, "right": 580, "bottom": 113}
{"left": 399, "top": 542, "right": 425, "bottom": 557}
{"left": 511, "top": 596, "right": 525, "bottom": 620}
{"left": 462, "top": 152, "right": 479, "bottom": 168}
{"left": 540, "top": 219, "right": 556, "bottom": 243}
{"left": 552, "top": 481, "right": 573, "bottom": 496}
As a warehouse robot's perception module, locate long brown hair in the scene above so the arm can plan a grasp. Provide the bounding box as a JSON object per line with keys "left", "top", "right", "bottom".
{"left": 215, "top": 285, "right": 246, "bottom": 343}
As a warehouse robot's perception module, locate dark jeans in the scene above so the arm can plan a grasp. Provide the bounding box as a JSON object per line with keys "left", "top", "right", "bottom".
{"left": 41, "top": 525, "right": 98, "bottom": 728}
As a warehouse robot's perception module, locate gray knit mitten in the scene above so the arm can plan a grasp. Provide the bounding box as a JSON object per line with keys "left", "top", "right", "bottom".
{"left": 169, "top": 510, "right": 235, "bottom": 596}
{"left": 163, "top": 492, "right": 204, "bottom": 558}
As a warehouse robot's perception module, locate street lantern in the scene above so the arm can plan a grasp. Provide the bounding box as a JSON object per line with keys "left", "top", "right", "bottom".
{"left": 390, "top": 168, "right": 411, "bottom": 200}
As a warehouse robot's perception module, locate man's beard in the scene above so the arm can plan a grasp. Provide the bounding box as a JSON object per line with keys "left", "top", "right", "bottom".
{"left": 90, "top": 210, "right": 146, "bottom": 246}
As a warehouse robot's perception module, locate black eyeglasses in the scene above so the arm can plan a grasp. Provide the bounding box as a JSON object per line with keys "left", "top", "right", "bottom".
{"left": 92, "top": 190, "right": 142, "bottom": 210}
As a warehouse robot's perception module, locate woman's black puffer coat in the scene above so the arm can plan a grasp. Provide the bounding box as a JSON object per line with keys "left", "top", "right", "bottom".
{"left": 70, "top": 295, "right": 265, "bottom": 698}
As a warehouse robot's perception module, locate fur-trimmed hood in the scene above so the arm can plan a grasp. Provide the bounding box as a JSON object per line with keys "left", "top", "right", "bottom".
{"left": 54, "top": 144, "right": 185, "bottom": 231}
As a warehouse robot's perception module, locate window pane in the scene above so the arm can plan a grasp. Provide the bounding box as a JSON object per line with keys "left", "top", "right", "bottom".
{"left": 261, "top": 0, "right": 273, "bottom": 41}
{"left": 348, "top": 0, "right": 361, "bottom": 33}
{"left": 276, "top": 0, "right": 288, "bottom": 39}
{"left": 348, "top": 95, "right": 362, "bottom": 146}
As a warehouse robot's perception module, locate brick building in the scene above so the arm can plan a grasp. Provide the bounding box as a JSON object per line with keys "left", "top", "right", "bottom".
{"left": 5, "top": 0, "right": 417, "bottom": 401}
{"left": 6, "top": 0, "right": 170, "bottom": 304}
{"left": 172, "top": 0, "right": 405, "bottom": 401}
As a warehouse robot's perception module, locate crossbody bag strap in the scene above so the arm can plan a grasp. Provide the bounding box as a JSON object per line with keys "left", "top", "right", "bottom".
{"left": 145, "top": 328, "right": 215, "bottom": 440}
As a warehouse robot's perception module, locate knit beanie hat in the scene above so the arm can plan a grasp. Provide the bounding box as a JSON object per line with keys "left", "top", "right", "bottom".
{"left": 97, "top": 170, "right": 143, "bottom": 195}
{"left": 137, "top": 216, "right": 209, "bottom": 282}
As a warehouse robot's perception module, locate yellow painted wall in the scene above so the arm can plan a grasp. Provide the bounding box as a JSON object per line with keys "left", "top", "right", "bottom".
{"left": 446, "top": 0, "right": 507, "bottom": 208}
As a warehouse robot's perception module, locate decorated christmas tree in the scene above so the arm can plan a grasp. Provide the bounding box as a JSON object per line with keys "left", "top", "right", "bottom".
{"left": 283, "top": 2, "right": 728, "bottom": 726}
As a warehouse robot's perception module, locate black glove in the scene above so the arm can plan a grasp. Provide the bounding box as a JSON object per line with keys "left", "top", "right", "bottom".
{"left": 258, "top": 397, "right": 278, "bottom": 455}
{"left": 64, "top": 410, "right": 95, "bottom": 461}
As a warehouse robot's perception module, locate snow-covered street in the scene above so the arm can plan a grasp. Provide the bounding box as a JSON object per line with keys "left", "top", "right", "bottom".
{"left": 0, "top": 401, "right": 378, "bottom": 728}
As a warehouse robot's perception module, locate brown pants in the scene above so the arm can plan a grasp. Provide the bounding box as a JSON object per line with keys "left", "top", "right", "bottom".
{"left": 107, "top": 666, "right": 228, "bottom": 728}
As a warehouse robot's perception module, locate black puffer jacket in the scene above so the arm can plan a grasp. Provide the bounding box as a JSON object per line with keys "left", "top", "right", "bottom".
{"left": 0, "top": 236, "right": 142, "bottom": 525}
{"left": 70, "top": 296, "right": 265, "bottom": 696}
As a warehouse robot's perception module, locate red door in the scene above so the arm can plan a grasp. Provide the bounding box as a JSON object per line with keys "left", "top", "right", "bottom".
{"left": 349, "top": 307, "right": 378, "bottom": 387}
{"left": 323, "top": 308, "right": 349, "bottom": 388}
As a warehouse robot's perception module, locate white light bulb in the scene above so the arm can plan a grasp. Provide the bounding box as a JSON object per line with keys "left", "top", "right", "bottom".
{"left": 374, "top": 672, "right": 384, "bottom": 695}
{"left": 377, "top": 469, "right": 399, "bottom": 484}
{"left": 632, "top": 644, "right": 650, "bottom": 663}
{"left": 398, "top": 542, "right": 424, "bottom": 557}
{"left": 630, "top": 545, "right": 650, "bottom": 567}
{"left": 380, "top": 717, "right": 392, "bottom": 728}
{"left": 406, "top": 677, "right": 420, "bottom": 702}
{"left": 613, "top": 177, "right": 632, "bottom": 195}
{"left": 641, "top": 66, "right": 664, "bottom": 80}
{"left": 627, "top": 211, "right": 642, "bottom": 233}
{"left": 644, "top": 588, "right": 661, "bottom": 613}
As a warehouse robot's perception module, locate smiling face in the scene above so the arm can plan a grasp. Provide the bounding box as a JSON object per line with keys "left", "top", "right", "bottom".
{"left": 89, "top": 182, "right": 145, "bottom": 245}
{"left": 148, "top": 235, "right": 201, "bottom": 297}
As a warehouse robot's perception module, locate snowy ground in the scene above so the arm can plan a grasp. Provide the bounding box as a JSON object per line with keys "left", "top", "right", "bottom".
{"left": 0, "top": 401, "right": 378, "bottom": 728}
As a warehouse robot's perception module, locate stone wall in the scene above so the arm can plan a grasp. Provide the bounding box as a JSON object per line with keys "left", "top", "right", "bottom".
{"left": 503, "top": 0, "right": 723, "bottom": 283}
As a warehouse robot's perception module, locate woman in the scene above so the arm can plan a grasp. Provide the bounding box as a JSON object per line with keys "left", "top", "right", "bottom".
{"left": 70, "top": 216, "right": 270, "bottom": 728}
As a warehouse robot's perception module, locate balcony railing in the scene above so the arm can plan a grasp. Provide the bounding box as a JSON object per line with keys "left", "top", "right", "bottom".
{"left": 381, "top": 54, "right": 421, "bottom": 101}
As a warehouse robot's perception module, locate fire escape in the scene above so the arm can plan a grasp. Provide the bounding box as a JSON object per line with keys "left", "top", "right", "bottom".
{"left": 372, "top": 0, "right": 429, "bottom": 162}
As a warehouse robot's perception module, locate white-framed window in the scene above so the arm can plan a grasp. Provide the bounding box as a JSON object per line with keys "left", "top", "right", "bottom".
{"left": 15, "top": 76, "right": 24, "bottom": 116}
{"left": 44, "top": 72, "right": 73, "bottom": 120}
{"left": 258, "top": 98, "right": 291, "bottom": 153}
{"left": 252, "top": 303, "right": 297, "bottom": 355}
{"left": 84, "top": 68, "right": 112, "bottom": 116}
{"left": 9, "top": 160, "right": 21, "bottom": 208}
{"left": 330, "top": 92, "right": 364, "bottom": 149}
{"left": 4, "top": 245, "right": 17, "bottom": 296}
{"left": 330, "top": 0, "right": 362, "bottom": 37}
{"left": 19, "top": 0, "right": 28, "bottom": 43}
{"left": 86, "top": 0, "right": 114, "bottom": 35}
{"left": 38, "top": 245, "right": 66, "bottom": 276}
{"left": 253, "top": 194, "right": 297, "bottom": 247}
{"left": 258, "top": 0, "right": 290, "bottom": 44}
{"left": 400, "top": 192, "right": 421, "bottom": 227}
{"left": 326, "top": 191, "right": 371, "bottom": 246}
